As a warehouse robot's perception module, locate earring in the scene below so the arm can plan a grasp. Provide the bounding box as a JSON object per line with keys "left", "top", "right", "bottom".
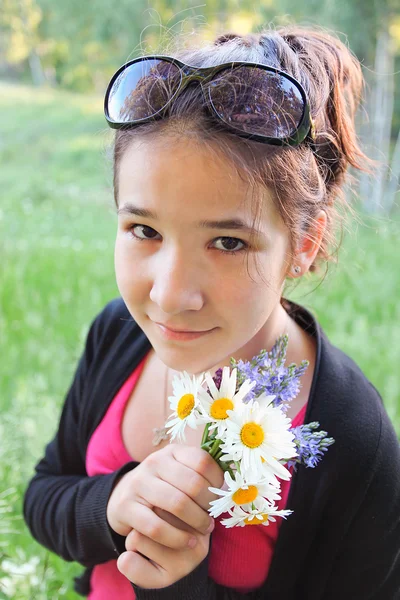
{"left": 293, "top": 265, "right": 301, "bottom": 275}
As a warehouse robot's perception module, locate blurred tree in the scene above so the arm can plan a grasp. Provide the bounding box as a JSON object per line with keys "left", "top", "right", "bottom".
{"left": 35, "top": 0, "right": 148, "bottom": 91}
{"left": 1, "top": 0, "right": 45, "bottom": 84}
{"left": 2, "top": 0, "right": 398, "bottom": 95}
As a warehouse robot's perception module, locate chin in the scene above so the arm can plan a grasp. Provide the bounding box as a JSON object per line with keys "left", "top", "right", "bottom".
{"left": 131, "top": 312, "right": 227, "bottom": 375}
{"left": 154, "top": 345, "right": 214, "bottom": 375}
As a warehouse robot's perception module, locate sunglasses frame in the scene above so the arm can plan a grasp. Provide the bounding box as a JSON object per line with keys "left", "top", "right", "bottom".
{"left": 104, "top": 54, "right": 316, "bottom": 148}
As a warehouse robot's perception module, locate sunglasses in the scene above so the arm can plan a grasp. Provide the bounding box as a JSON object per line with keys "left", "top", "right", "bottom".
{"left": 104, "top": 55, "right": 316, "bottom": 148}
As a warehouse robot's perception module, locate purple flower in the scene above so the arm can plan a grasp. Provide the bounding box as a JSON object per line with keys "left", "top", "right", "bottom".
{"left": 231, "top": 335, "right": 309, "bottom": 408}
{"left": 288, "top": 422, "right": 335, "bottom": 470}
{"left": 212, "top": 368, "right": 223, "bottom": 390}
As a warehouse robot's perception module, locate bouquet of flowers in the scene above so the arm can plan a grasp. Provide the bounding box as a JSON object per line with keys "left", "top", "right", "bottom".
{"left": 164, "top": 335, "right": 334, "bottom": 528}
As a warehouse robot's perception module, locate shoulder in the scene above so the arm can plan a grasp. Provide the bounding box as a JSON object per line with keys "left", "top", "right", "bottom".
{"left": 79, "top": 297, "right": 151, "bottom": 373}
{"left": 311, "top": 326, "right": 399, "bottom": 474}
{"left": 77, "top": 298, "right": 152, "bottom": 440}
{"left": 91, "top": 296, "right": 132, "bottom": 331}
{"left": 286, "top": 298, "right": 386, "bottom": 440}
{"left": 88, "top": 296, "right": 144, "bottom": 346}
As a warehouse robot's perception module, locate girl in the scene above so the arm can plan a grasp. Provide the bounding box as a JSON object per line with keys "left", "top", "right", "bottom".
{"left": 23, "top": 25, "right": 400, "bottom": 600}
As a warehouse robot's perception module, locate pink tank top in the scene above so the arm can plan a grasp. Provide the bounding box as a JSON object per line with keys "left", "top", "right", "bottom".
{"left": 86, "top": 354, "right": 306, "bottom": 599}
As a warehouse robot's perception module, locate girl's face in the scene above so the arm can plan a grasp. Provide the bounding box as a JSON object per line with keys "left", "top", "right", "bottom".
{"left": 114, "top": 138, "right": 293, "bottom": 375}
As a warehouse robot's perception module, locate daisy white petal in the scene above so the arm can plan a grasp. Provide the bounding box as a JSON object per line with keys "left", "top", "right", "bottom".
{"left": 208, "top": 469, "right": 282, "bottom": 518}
{"left": 221, "top": 504, "right": 293, "bottom": 528}
{"left": 253, "top": 391, "right": 276, "bottom": 407}
{"left": 166, "top": 371, "right": 206, "bottom": 442}
{"left": 220, "top": 400, "right": 298, "bottom": 481}
{"left": 198, "top": 368, "right": 256, "bottom": 438}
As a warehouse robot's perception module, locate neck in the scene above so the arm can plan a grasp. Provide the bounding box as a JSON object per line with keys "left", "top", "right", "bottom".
{"left": 204, "top": 301, "right": 292, "bottom": 376}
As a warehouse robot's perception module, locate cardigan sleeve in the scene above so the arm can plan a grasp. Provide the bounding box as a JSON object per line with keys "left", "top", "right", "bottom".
{"left": 322, "top": 401, "right": 400, "bottom": 600}
{"left": 22, "top": 308, "right": 140, "bottom": 568}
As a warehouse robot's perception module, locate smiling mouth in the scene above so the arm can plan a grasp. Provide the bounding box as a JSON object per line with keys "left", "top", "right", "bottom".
{"left": 153, "top": 322, "right": 216, "bottom": 341}
{"left": 154, "top": 322, "right": 213, "bottom": 333}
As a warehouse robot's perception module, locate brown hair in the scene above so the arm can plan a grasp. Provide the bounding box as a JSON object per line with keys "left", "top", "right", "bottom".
{"left": 112, "top": 25, "right": 376, "bottom": 275}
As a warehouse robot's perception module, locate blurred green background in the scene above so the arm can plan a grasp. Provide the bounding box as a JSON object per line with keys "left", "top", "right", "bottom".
{"left": 1, "top": 1, "right": 399, "bottom": 598}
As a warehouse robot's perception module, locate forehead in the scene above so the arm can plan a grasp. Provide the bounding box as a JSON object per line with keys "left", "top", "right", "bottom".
{"left": 117, "top": 137, "right": 281, "bottom": 228}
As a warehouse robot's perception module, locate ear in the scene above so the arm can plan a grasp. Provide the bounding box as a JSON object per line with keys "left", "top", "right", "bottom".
{"left": 287, "top": 210, "right": 327, "bottom": 278}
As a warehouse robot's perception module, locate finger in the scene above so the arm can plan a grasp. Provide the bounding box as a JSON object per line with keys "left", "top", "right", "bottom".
{"left": 170, "top": 445, "right": 224, "bottom": 490}
{"left": 124, "top": 529, "right": 211, "bottom": 588}
{"left": 125, "top": 529, "right": 177, "bottom": 568}
{"left": 152, "top": 508, "right": 215, "bottom": 540}
{"left": 136, "top": 475, "right": 213, "bottom": 535}
{"left": 157, "top": 455, "right": 220, "bottom": 510}
{"left": 126, "top": 501, "right": 198, "bottom": 550}
{"left": 153, "top": 507, "right": 199, "bottom": 535}
{"left": 117, "top": 550, "right": 166, "bottom": 589}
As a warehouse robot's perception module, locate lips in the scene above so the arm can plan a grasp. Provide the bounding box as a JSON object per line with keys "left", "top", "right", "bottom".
{"left": 153, "top": 321, "right": 216, "bottom": 342}
{"left": 155, "top": 322, "right": 211, "bottom": 333}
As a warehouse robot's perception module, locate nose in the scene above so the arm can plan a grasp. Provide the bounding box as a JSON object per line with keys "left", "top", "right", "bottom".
{"left": 149, "top": 247, "right": 205, "bottom": 315}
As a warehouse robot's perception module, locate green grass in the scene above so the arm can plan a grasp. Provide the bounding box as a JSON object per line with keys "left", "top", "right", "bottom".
{"left": 0, "top": 80, "right": 399, "bottom": 598}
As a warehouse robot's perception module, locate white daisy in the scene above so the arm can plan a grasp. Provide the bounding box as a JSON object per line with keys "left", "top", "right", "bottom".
{"left": 207, "top": 469, "right": 282, "bottom": 518}
{"left": 165, "top": 371, "right": 207, "bottom": 442}
{"left": 198, "top": 367, "right": 256, "bottom": 438}
{"left": 220, "top": 400, "right": 298, "bottom": 481}
{"left": 253, "top": 390, "right": 278, "bottom": 408}
{"left": 221, "top": 504, "right": 293, "bottom": 528}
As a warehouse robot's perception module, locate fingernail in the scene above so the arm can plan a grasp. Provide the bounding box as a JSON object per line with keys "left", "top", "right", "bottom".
{"left": 206, "top": 518, "right": 215, "bottom": 534}
{"left": 188, "top": 537, "right": 197, "bottom": 548}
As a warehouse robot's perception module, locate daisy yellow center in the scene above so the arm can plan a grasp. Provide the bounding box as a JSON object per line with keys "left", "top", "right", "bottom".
{"left": 177, "top": 394, "right": 195, "bottom": 419}
{"left": 244, "top": 513, "right": 269, "bottom": 526}
{"left": 240, "top": 422, "right": 265, "bottom": 448}
{"left": 210, "top": 398, "right": 234, "bottom": 420}
{"left": 232, "top": 485, "right": 258, "bottom": 505}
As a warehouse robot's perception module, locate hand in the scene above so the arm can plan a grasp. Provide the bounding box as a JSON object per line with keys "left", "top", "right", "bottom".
{"left": 106, "top": 443, "right": 223, "bottom": 550}
{"left": 117, "top": 522, "right": 213, "bottom": 589}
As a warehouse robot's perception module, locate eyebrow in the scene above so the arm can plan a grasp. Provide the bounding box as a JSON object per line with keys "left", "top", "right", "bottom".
{"left": 117, "top": 203, "right": 262, "bottom": 236}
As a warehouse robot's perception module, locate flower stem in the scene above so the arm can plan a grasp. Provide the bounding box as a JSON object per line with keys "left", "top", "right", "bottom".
{"left": 226, "top": 466, "right": 235, "bottom": 478}
{"left": 209, "top": 437, "right": 222, "bottom": 458}
{"left": 200, "top": 441, "right": 213, "bottom": 451}
{"left": 201, "top": 423, "right": 210, "bottom": 446}
{"left": 219, "top": 461, "right": 235, "bottom": 479}
{"left": 214, "top": 448, "right": 223, "bottom": 462}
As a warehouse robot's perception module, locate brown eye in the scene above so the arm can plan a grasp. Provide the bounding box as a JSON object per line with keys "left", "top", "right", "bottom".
{"left": 129, "top": 224, "right": 160, "bottom": 240}
{"left": 213, "top": 237, "right": 246, "bottom": 254}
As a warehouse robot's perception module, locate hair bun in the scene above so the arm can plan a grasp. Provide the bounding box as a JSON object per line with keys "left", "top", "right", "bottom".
{"left": 213, "top": 33, "right": 241, "bottom": 45}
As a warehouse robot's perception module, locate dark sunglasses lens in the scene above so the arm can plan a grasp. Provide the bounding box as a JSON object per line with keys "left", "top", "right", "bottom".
{"left": 107, "top": 59, "right": 182, "bottom": 123}
{"left": 208, "top": 66, "right": 304, "bottom": 138}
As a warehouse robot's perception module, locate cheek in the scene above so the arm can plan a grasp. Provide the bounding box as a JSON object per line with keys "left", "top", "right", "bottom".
{"left": 114, "top": 237, "right": 147, "bottom": 304}
{"left": 216, "top": 263, "right": 280, "bottom": 322}
{"left": 114, "top": 238, "right": 129, "bottom": 290}
{"left": 223, "top": 253, "right": 285, "bottom": 326}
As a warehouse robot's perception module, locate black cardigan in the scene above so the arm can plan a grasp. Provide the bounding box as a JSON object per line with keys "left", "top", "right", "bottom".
{"left": 23, "top": 297, "right": 400, "bottom": 600}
